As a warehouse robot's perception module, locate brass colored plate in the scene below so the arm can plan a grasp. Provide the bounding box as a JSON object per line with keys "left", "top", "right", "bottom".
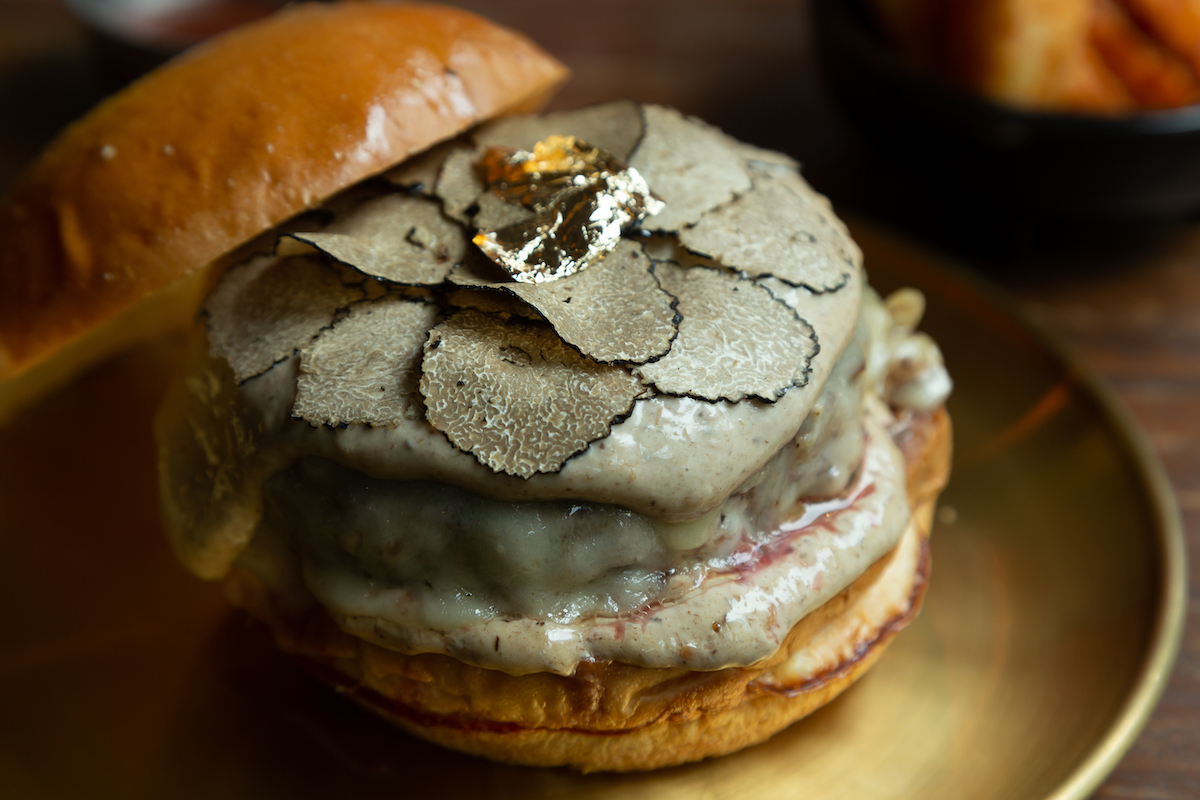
{"left": 0, "top": 224, "right": 1184, "bottom": 799}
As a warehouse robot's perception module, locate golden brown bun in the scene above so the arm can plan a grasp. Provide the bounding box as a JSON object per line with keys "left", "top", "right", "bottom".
{"left": 223, "top": 407, "right": 952, "bottom": 772}
{"left": 0, "top": 1, "right": 567, "bottom": 418}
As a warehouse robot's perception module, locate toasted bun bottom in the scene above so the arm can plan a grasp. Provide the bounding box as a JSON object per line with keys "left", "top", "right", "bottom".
{"left": 223, "top": 408, "right": 951, "bottom": 772}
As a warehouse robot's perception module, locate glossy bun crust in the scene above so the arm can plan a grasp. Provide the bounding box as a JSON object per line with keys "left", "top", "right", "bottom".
{"left": 0, "top": 1, "right": 567, "bottom": 417}
{"left": 223, "top": 408, "right": 951, "bottom": 772}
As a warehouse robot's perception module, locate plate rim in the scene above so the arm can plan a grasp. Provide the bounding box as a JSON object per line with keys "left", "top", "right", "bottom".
{"left": 850, "top": 218, "right": 1188, "bottom": 800}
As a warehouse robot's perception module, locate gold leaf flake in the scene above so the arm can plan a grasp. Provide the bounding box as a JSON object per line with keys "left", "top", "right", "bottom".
{"left": 473, "top": 135, "right": 663, "bottom": 284}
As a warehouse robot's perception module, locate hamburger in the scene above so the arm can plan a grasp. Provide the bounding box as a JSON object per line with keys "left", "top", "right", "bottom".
{"left": 0, "top": 1, "right": 952, "bottom": 773}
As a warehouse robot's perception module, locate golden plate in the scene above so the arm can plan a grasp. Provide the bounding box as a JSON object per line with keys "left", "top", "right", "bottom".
{"left": 0, "top": 223, "right": 1184, "bottom": 799}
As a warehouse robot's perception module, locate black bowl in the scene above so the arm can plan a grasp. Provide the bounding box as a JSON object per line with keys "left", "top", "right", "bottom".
{"left": 812, "top": 0, "right": 1200, "bottom": 222}
{"left": 63, "top": 0, "right": 290, "bottom": 85}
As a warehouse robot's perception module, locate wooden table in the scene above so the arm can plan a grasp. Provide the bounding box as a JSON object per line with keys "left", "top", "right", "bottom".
{"left": 0, "top": 1, "right": 1195, "bottom": 797}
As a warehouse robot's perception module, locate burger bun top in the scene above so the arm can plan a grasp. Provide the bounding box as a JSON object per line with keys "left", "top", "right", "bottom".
{"left": 0, "top": 1, "right": 568, "bottom": 419}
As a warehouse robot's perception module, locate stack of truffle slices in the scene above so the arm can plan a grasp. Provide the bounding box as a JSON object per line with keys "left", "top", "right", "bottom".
{"left": 157, "top": 100, "right": 953, "bottom": 772}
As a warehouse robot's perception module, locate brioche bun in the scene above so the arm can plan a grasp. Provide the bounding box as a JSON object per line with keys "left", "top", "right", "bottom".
{"left": 0, "top": 0, "right": 567, "bottom": 420}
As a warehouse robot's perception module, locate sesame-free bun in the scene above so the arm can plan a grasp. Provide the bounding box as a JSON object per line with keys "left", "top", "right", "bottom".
{"left": 0, "top": 1, "right": 567, "bottom": 420}
{"left": 221, "top": 407, "right": 951, "bottom": 773}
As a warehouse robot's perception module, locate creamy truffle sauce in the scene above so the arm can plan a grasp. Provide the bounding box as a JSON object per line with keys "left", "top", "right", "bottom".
{"left": 230, "top": 268, "right": 862, "bottom": 522}
{"left": 159, "top": 264, "right": 864, "bottom": 581}
{"left": 249, "top": 338, "right": 866, "bottom": 629}
{"left": 237, "top": 398, "right": 907, "bottom": 675}
{"left": 159, "top": 265, "right": 951, "bottom": 674}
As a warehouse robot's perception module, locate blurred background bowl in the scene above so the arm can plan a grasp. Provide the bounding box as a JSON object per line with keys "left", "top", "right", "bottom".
{"left": 63, "top": 0, "right": 289, "bottom": 83}
{"left": 812, "top": 0, "right": 1200, "bottom": 224}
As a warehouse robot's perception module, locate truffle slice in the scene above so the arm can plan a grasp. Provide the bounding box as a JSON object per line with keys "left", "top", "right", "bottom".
{"left": 472, "top": 191, "right": 536, "bottom": 231}
{"left": 629, "top": 105, "right": 751, "bottom": 231}
{"left": 635, "top": 262, "right": 817, "bottom": 402}
{"left": 498, "top": 239, "right": 678, "bottom": 364}
{"left": 421, "top": 310, "right": 643, "bottom": 477}
{"left": 281, "top": 194, "right": 469, "bottom": 285}
{"left": 447, "top": 249, "right": 513, "bottom": 287}
{"left": 382, "top": 139, "right": 462, "bottom": 195}
{"left": 744, "top": 158, "right": 838, "bottom": 217}
{"left": 445, "top": 287, "right": 541, "bottom": 320}
{"left": 434, "top": 146, "right": 486, "bottom": 224}
{"left": 730, "top": 139, "right": 800, "bottom": 172}
{"left": 678, "top": 176, "right": 855, "bottom": 293}
{"left": 204, "top": 254, "right": 364, "bottom": 382}
{"left": 293, "top": 296, "right": 440, "bottom": 427}
{"left": 474, "top": 99, "right": 645, "bottom": 160}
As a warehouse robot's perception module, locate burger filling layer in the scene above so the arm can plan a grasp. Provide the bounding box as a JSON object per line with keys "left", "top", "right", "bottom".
{"left": 224, "top": 295, "right": 946, "bottom": 675}
{"left": 248, "top": 335, "right": 864, "bottom": 625}
{"left": 152, "top": 101, "right": 953, "bottom": 675}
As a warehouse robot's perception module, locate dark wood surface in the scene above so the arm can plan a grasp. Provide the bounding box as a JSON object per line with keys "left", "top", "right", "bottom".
{"left": 0, "top": 1, "right": 1195, "bottom": 797}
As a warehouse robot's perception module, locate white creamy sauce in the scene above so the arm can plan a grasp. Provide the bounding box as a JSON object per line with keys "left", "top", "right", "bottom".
{"left": 862, "top": 286, "right": 952, "bottom": 411}
{"left": 237, "top": 398, "right": 907, "bottom": 675}
{"left": 158, "top": 249, "right": 951, "bottom": 674}
{"left": 159, "top": 266, "right": 863, "bottom": 579}
{"left": 226, "top": 268, "right": 863, "bottom": 522}
{"left": 249, "top": 337, "right": 868, "bottom": 632}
